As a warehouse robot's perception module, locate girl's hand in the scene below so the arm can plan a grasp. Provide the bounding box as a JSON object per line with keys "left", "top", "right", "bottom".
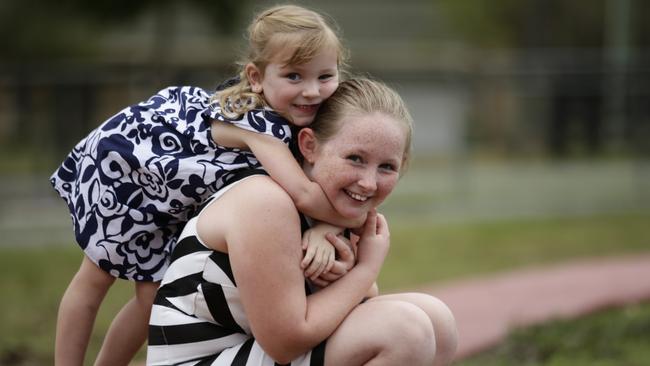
{"left": 355, "top": 210, "right": 390, "bottom": 274}
{"left": 310, "top": 232, "right": 355, "bottom": 288}
{"left": 301, "top": 224, "right": 341, "bottom": 280}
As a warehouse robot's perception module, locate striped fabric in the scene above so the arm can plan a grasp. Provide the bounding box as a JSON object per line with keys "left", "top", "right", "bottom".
{"left": 147, "top": 176, "right": 326, "bottom": 366}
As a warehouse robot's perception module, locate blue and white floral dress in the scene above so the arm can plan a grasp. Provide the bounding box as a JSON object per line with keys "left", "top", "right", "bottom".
{"left": 50, "top": 86, "right": 292, "bottom": 281}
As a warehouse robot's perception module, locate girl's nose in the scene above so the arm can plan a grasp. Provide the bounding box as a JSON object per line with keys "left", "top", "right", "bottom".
{"left": 302, "top": 81, "right": 319, "bottom": 98}
{"left": 357, "top": 170, "right": 377, "bottom": 192}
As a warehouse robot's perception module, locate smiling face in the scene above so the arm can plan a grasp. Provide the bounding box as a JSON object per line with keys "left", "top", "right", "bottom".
{"left": 299, "top": 112, "right": 408, "bottom": 220}
{"left": 246, "top": 48, "right": 339, "bottom": 127}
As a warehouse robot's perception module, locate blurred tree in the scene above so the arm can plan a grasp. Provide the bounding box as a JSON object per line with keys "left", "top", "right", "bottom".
{"left": 437, "top": 0, "right": 524, "bottom": 48}
{"left": 439, "top": 0, "right": 649, "bottom": 157}
{"left": 0, "top": 0, "right": 243, "bottom": 61}
{"left": 69, "top": 0, "right": 241, "bottom": 32}
{"left": 0, "top": 0, "right": 245, "bottom": 171}
{"left": 438, "top": 0, "right": 606, "bottom": 48}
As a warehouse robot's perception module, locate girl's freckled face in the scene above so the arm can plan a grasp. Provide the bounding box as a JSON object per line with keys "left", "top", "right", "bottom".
{"left": 309, "top": 112, "right": 407, "bottom": 219}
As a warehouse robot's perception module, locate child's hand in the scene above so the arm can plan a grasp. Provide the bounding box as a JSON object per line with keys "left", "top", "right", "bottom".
{"left": 301, "top": 223, "right": 343, "bottom": 280}
{"left": 302, "top": 239, "right": 335, "bottom": 280}
{"left": 310, "top": 232, "right": 355, "bottom": 288}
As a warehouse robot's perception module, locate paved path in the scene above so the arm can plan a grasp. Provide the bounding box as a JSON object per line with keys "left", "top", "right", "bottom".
{"left": 414, "top": 253, "right": 650, "bottom": 360}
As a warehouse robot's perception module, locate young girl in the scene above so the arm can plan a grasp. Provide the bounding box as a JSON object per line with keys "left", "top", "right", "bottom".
{"left": 51, "top": 5, "right": 353, "bottom": 365}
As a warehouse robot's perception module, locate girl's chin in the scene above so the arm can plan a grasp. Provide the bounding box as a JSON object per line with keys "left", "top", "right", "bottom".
{"left": 335, "top": 205, "right": 370, "bottom": 224}
{"left": 334, "top": 194, "right": 374, "bottom": 221}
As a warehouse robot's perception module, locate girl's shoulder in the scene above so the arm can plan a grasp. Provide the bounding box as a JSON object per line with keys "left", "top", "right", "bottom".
{"left": 222, "top": 174, "right": 297, "bottom": 215}
{"left": 201, "top": 174, "right": 300, "bottom": 240}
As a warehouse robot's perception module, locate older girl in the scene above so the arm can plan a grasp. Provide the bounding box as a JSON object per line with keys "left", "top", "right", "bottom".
{"left": 148, "top": 78, "right": 458, "bottom": 366}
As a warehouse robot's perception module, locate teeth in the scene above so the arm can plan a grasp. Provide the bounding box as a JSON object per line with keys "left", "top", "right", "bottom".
{"left": 295, "top": 104, "right": 317, "bottom": 110}
{"left": 347, "top": 191, "right": 368, "bottom": 202}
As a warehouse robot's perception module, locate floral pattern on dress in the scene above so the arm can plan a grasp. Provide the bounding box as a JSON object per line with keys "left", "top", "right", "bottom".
{"left": 51, "top": 86, "right": 292, "bottom": 281}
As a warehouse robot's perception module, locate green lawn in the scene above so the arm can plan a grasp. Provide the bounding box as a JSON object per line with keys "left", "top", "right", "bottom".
{"left": 380, "top": 212, "right": 650, "bottom": 290}
{"left": 0, "top": 211, "right": 649, "bottom": 365}
{"left": 0, "top": 246, "right": 135, "bottom": 365}
{"left": 457, "top": 302, "right": 650, "bottom": 366}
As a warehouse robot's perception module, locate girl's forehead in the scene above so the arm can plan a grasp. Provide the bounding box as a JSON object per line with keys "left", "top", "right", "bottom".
{"left": 325, "top": 113, "right": 407, "bottom": 152}
{"left": 266, "top": 34, "right": 339, "bottom": 66}
{"left": 268, "top": 44, "right": 299, "bottom": 64}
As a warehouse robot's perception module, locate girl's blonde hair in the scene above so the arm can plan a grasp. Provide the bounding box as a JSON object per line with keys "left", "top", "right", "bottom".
{"left": 215, "top": 5, "right": 348, "bottom": 118}
{"left": 310, "top": 77, "right": 414, "bottom": 174}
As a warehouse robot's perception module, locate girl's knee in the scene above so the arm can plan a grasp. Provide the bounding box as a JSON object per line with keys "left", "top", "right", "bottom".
{"left": 370, "top": 293, "right": 458, "bottom": 364}
{"left": 379, "top": 301, "right": 436, "bottom": 363}
{"left": 413, "top": 295, "right": 458, "bottom": 365}
{"left": 324, "top": 300, "right": 435, "bottom": 365}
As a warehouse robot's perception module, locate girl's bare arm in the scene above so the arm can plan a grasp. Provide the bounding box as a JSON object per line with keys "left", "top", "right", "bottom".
{"left": 207, "top": 177, "right": 387, "bottom": 363}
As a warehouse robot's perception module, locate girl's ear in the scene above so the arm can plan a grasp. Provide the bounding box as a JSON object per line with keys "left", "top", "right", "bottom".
{"left": 297, "top": 128, "right": 318, "bottom": 164}
{"left": 245, "top": 63, "right": 263, "bottom": 93}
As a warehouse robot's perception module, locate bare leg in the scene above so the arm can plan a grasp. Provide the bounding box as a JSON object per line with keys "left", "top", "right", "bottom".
{"left": 324, "top": 300, "right": 436, "bottom": 366}
{"left": 55, "top": 256, "right": 115, "bottom": 366}
{"left": 369, "top": 293, "right": 458, "bottom": 366}
{"left": 95, "top": 281, "right": 159, "bottom": 366}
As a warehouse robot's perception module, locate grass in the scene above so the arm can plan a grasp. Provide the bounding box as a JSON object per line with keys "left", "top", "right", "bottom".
{"left": 0, "top": 247, "right": 135, "bottom": 365}
{"left": 457, "top": 302, "right": 650, "bottom": 366}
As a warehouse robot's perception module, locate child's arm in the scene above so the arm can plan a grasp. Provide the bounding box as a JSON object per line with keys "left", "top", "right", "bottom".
{"left": 212, "top": 122, "right": 365, "bottom": 228}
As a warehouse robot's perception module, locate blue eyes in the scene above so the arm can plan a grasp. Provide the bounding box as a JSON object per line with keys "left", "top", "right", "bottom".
{"left": 286, "top": 73, "right": 301, "bottom": 81}
{"left": 347, "top": 155, "right": 397, "bottom": 172}
{"left": 347, "top": 155, "right": 362, "bottom": 163}
{"left": 381, "top": 164, "right": 398, "bottom": 172}
{"left": 285, "top": 73, "right": 335, "bottom": 82}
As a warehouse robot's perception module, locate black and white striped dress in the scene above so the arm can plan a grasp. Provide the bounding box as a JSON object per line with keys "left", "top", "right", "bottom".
{"left": 147, "top": 175, "right": 326, "bottom": 366}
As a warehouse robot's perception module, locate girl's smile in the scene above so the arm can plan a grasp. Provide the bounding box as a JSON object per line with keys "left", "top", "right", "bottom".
{"left": 301, "top": 111, "right": 407, "bottom": 221}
